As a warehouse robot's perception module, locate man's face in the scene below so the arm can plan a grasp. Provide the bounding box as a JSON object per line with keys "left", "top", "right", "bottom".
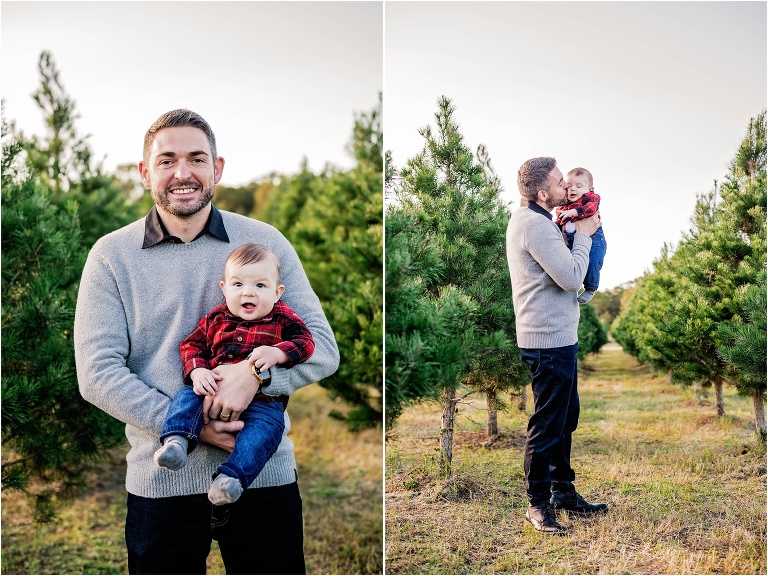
{"left": 139, "top": 126, "right": 224, "bottom": 218}
{"left": 540, "top": 167, "right": 569, "bottom": 210}
{"left": 566, "top": 173, "right": 591, "bottom": 203}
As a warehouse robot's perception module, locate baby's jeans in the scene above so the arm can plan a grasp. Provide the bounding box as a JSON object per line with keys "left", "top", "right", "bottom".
{"left": 160, "top": 386, "right": 285, "bottom": 489}
{"left": 565, "top": 226, "right": 607, "bottom": 292}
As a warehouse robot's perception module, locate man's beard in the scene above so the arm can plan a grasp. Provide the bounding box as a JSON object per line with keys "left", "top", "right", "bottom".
{"left": 544, "top": 193, "right": 568, "bottom": 211}
{"left": 152, "top": 180, "right": 215, "bottom": 217}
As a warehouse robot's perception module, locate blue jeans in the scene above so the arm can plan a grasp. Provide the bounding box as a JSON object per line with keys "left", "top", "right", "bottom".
{"left": 160, "top": 386, "right": 285, "bottom": 489}
{"left": 125, "top": 482, "right": 305, "bottom": 574}
{"left": 520, "top": 344, "right": 580, "bottom": 505}
{"left": 566, "top": 226, "right": 607, "bottom": 291}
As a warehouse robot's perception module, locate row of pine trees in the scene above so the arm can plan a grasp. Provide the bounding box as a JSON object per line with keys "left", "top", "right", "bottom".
{"left": 612, "top": 112, "right": 767, "bottom": 440}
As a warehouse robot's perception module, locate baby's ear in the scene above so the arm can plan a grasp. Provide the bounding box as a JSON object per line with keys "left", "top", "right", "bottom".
{"left": 275, "top": 284, "right": 286, "bottom": 301}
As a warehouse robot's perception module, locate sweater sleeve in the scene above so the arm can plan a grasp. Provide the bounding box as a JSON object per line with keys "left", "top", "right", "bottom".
{"left": 525, "top": 217, "right": 592, "bottom": 293}
{"left": 74, "top": 247, "right": 172, "bottom": 435}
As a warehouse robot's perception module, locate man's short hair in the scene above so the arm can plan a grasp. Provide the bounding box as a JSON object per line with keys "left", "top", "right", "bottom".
{"left": 224, "top": 243, "right": 281, "bottom": 282}
{"left": 143, "top": 109, "right": 218, "bottom": 165}
{"left": 567, "top": 167, "right": 594, "bottom": 189}
{"left": 518, "top": 157, "right": 557, "bottom": 201}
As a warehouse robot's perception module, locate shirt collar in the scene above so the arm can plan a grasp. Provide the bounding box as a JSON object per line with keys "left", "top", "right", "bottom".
{"left": 142, "top": 204, "right": 230, "bottom": 248}
{"left": 527, "top": 200, "right": 553, "bottom": 220}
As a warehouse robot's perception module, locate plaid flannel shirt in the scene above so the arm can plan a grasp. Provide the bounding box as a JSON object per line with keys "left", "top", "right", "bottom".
{"left": 180, "top": 300, "right": 315, "bottom": 382}
{"left": 556, "top": 190, "right": 601, "bottom": 224}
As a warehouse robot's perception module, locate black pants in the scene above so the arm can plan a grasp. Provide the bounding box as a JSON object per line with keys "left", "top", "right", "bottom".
{"left": 520, "top": 343, "right": 580, "bottom": 505}
{"left": 126, "top": 482, "right": 305, "bottom": 575}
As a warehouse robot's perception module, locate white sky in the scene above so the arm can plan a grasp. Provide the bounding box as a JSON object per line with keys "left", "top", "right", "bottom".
{"left": 384, "top": 1, "right": 767, "bottom": 290}
{"left": 1, "top": 1, "right": 383, "bottom": 186}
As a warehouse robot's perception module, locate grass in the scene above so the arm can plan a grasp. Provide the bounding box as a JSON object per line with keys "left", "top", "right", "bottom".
{"left": 1, "top": 384, "right": 383, "bottom": 575}
{"left": 385, "top": 347, "right": 766, "bottom": 574}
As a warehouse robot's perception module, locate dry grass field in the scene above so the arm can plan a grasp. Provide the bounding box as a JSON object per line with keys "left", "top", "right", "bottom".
{"left": 1, "top": 384, "right": 383, "bottom": 575}
{"left": 385, "top": 348, "right": 766, "bottom": 574}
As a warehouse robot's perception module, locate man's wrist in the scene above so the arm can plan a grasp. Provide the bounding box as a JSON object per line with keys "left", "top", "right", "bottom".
{"left": 251, "top": 364, "right": 272, "bottom": 388}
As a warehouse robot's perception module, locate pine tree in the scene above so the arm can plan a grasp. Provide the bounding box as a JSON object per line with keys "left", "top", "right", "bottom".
{"left": 23, "top": 51, "right": 140, "bottom": 247}
{"left": 717, "top": 281, "right": 767, "bottom": 439}
{"left": 612, "top": 111, "right": 767, "bottom": 432}
{"left": 578, "top": 303, "right": 608, "bottom": 360}
{"left": 1, "top": 117, "right": 124, "bottom": 521}
{"left": 254, "top": 98, "right": 383, "bottom": 429}
{"left": 386, "top": 97, "right": 524, "bottom": 473}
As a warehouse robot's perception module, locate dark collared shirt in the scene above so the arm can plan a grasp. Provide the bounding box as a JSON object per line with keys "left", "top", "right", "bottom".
{"left": 527, "top": 200, "right": 553, "bottom": 220}
{"left": 142, "top": 204, "right": 230, "bottom": 248}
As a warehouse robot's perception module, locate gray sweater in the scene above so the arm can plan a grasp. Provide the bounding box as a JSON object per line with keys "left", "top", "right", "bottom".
{"left": 74, "top": 209, "right": 340, "bottom": 498}
{"left": 506, "top": 202, "right": 592, "bottom": 349}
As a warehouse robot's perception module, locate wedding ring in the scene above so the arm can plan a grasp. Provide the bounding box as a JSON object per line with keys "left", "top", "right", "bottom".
{"left": 220, "top": 413, "right": 231, "bottom": 420}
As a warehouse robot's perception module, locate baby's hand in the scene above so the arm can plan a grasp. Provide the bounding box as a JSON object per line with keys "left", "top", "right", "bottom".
{"left": 191, "top": 368, "right": 220, "bottom": 396}
{"left": 249, "top": 346, "right": 289, "bottom": 373}
{"left": 559, "top": 208, "right": 578, "bottom": 221}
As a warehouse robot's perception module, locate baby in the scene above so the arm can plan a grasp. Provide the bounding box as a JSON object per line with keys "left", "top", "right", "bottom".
{"left": 154, "top": 243, "right": 315, "bottom": 505}
{"left": 555, "top": 167, "right": 607, "bottom": 304}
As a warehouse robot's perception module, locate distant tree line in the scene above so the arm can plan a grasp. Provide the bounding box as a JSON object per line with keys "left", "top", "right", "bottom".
{"left": 612, "top": 111, "right": 766, "bottom": 440}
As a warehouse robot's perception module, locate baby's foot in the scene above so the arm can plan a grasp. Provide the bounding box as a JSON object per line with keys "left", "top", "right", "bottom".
{"left": 154, "top": 437, "right": 188, "bottom": 471}
{"left": 577, "top": 290, "right": 595, "bottom": 304}
{"left": 208, "top": 474, "right": 244, "bottom": 505}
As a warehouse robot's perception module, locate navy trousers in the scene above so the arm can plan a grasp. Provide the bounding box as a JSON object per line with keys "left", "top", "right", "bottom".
{"left": 125, "top": 482, "right": 305, "bottom": 575}
{"left": 520, "top": 343, "right": 580, "bottom": 505}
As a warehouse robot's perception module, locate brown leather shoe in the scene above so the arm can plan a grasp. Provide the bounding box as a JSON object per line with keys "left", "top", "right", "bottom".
{"left": 524, "top": 502, "right": 565, "bottom": 533}
{"left": 550, "top": 488, "right": 608, "bottom": 515}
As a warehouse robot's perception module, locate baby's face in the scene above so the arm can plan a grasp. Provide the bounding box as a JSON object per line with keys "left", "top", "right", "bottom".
{"left": 219, "top": 259, "right": 284, "bottom": 321}
{"left": 566, "top": 173, "right": 592, "bottom": 203}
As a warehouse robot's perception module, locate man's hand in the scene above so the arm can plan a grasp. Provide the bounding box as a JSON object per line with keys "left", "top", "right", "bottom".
{"left": 199, "top": 418, "right": 244, "bottom": 452}
{"left": 575, "top": 213, "right": 600, "bottom": 236}
{"left": 249, "top": 346, "right": 289, "bottom": 373}
{"left": 202, "top": 361, "right": 259, "bottom": 424}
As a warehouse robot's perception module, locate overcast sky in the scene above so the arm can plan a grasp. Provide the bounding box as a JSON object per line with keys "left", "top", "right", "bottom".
{"left": 1, "top": 1, "right": 382, "bottom": 186}
{"left": 384, "top": 1, "right": 766, "bottom": 289}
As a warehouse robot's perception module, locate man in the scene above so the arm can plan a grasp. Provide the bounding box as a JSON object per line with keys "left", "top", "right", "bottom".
{"left": 74, "top": 109, "right": 340, "bottom": 574}
{"left": 506, "top": 157, "right": 607, "bottom": 534}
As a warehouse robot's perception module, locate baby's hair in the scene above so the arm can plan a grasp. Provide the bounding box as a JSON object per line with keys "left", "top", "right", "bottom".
{"left": 567, "top": 167, "right": 594, "bottom": 190}
{"left": 224, "top": 243, "right": 281, "bottom": 282}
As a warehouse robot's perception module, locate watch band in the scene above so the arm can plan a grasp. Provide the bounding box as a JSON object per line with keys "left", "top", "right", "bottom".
{"left": 251, "top": 364, "right": 272, "bottom": 387}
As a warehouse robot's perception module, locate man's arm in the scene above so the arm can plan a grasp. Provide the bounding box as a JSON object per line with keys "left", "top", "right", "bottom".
{"left": 525, "top": 215, "right": 596, "bottom": 292}
{"left": 74, "top": 249, "right": 175, "bottom": 433}
{"left": 74, "top": 247, "right": 243, "bottom": 447}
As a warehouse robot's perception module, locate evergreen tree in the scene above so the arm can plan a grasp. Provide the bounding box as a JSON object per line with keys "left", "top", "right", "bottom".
{"left": 23, "top": 51, "right": 140, "bottom": 247}
{"left": 717, "top": 281, "right": 767, "bottom": 439}
{"left": 612, "top": 111, "right": 767, "bottom": 433}
{"left": 386, "top": 97, "right": 524, "bottom": 473}
{"left": 254, "top": 98, "right": 383, "bottom": 429}
{"left": 578, "top": 303, "right": 608, "bottom": 360}
{"left": 1, "top": 117, "right": 124, "bottom": 521}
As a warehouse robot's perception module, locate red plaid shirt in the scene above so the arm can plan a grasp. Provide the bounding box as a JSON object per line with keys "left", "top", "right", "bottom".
{"left": 556, "top": 191, "right": 601, "bottom": 223}
{"left": 180, "top": 300, "right": 315, "bottom": 381}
